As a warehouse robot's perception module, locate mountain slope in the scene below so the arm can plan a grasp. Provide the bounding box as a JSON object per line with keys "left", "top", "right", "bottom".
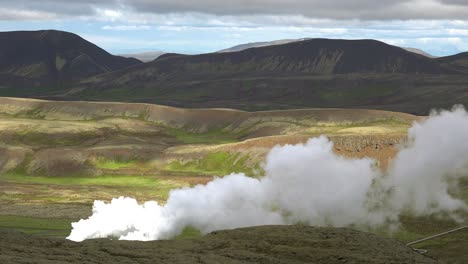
{"left": 75, "top": 38, "right": 454, "bottom": 89}
{"left": 0, "top": 30, "right": 141, "bottom": 92}
{"left": 179, "top": 39, "right": 450, "bottom": 75}
{"left": 436, "top": 52, "right": 468, "bottom": 73}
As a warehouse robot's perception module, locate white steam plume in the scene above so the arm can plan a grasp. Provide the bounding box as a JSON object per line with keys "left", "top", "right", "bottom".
{"left": 67, "top": 107, "right": 468, "bottom": 242}
{"left": 384, "top": 107, "right": 468, "bottom": 216}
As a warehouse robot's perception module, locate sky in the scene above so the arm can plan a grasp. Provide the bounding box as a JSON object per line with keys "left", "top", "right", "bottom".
{"left": 1, "top": 0, "right": 468, "bottom": 56}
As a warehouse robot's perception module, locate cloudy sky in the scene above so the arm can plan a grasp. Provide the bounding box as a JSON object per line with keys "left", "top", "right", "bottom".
{"left": 2, "top": 0, "right": 468, "bottom": 56}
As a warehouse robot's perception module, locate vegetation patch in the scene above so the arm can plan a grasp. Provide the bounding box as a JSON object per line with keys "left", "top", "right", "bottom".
{"left": 1, "top": 173, "right": 174, "bottom": 187}
{"left": 167, "top": 127, "right": 242, "bottom": 144}
{"left": 175, "top": 226, "right": 202, "bottom": 240}
{"left": 0, "top": 215, "right": 72, "bottom": 237}
{"left": 319, "top": 85, "right": 396, "bottom": 101}
{"left": 93, "top": 158, "right": 139, "bottom": 170}
{"left": 387, "top": 214, "right": 468, "bottom": 263}
{"left": 0, "top": 173, "right": 190, "bottom": 204}
{"left": 304, "top": 118, "right": 411, "bottom": 136}
{"left": 165, "top": 151, "right": 260, "bottom": 176}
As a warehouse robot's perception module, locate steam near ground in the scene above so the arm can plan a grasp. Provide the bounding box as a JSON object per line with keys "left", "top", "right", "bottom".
{"left": 68, "top": 107, "right": 468, "bottom": 242}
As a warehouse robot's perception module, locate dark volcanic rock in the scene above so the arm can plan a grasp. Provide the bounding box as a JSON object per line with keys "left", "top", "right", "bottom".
{"left": 0, "top": 225, "right": 437, "bottom": 264}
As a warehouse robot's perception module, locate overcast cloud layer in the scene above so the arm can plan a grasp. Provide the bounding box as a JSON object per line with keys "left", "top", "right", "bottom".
{"left": 4, "top": 0, "right": 468, "bottom": 20}
{"left": 1, "top": 0, "right": 468, "bottom": 55}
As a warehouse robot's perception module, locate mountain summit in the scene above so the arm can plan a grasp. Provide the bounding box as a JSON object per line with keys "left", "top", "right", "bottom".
{"left": 0, "top": 30, "right": 141, "bottom": 92}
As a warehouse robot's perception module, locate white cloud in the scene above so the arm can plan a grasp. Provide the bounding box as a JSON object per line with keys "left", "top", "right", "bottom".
{"left": 4, "top": 2, "right": 468, "bottom": 56}
{"left": 157, "top": 25, "right": 188, "bottom": 31}
{"left": 0, "top": 8, "right": 57, "bottom": 20}
{"left": 102, "top": 25, "right": 151, "bottom": 31}
{"left": 4, "top": 0, "right": 468, "bottom": 22}
{"left": 95, "top": 9, "right": 123, "bottom": 22}
{"left": 447, "top": 29, "right": 468, "bottom": 36}
{"left": 81, "top": 34, "right": 148, "bottom": 46}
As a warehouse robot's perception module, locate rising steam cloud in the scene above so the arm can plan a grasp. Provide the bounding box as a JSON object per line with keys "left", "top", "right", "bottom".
{"left": 67, "top": 107, "right": 468, "bottom": 242}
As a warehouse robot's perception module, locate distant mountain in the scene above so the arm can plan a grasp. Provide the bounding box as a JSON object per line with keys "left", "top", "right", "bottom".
{"left": 218, "top": 39, "right": 309, "bottom": 53}
{"left": 119, "top": 51, "right": 166, "bottom": 62}
{"left": 403, "top": 47, "right": 436, "bottom": 58}
{"left": 0, "top": 30, "right": 141, "bottom": 94}
{"left": 219, "top": 40, "right": 437, "bottom": 60}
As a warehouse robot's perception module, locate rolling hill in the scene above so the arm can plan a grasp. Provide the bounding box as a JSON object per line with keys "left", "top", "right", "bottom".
{"left": 0, "top": 30, "right": 141, "bottom": 96}
{"left": 0, "top": 96, "right": 417, "bottom": 176}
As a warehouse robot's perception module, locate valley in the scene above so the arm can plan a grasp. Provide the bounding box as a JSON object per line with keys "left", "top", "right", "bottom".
{"left": 0, "top": 97, "right": 466, "bottom": 262}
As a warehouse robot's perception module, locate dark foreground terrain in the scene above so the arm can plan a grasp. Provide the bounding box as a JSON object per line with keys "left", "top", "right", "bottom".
{"left": 0, "top": 225, "right": 437, "bottom": 264}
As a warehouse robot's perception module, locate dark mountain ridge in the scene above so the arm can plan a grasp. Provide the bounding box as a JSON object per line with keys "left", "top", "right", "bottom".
{"left": 1, "top": 30, "right": 468, "bottom": 115}
{"left": 146, "top": 38, "right": 453, "bottom": 76}
{"left": 0, "top": 30, "right": 141, "bottom": 90}
{"left": 72, "top": 38, "right": 457, "bottom": 92}
{"left": 57, "top": 37, "right": 468, "bottom": 115}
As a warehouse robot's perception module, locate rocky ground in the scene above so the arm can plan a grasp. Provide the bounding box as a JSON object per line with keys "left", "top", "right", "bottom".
{"left": 0, "top": 225, "right": 438, "bottom": 264}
